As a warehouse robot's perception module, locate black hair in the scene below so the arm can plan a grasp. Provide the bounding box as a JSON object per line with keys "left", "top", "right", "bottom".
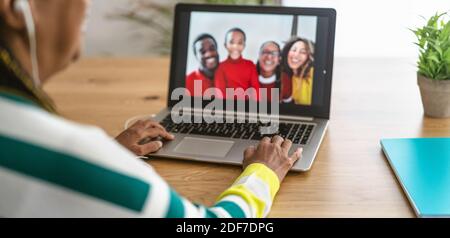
{"left": 256, "top": 41, "right": 281, "bottom": 88}
{"left": 192, "top": 33, "right": 217, "bottom": 57}
{"left": 0, "top": 17, "right": 4, "bottom": 38}
{"left": 280, "top": 37, "right": 314, "bottom": 79}
{"left": 224, "top": 27, "right": 246, "bottom": 45}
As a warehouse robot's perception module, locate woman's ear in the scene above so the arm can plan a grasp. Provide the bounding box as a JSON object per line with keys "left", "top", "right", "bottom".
{"left": 0, "top": 0, "right": 27, "bottom": 30}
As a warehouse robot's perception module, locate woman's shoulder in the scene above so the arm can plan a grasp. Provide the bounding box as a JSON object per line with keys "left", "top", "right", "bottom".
{"left": 0, "top": 94, "right": 108, "bottom": 149}
{"left": 242, "top": 58, "right": 256, "bottom": 66}
{"left": 216, "top": 59, "right": 229, "bottom": 70}
{"left": 0, "top": 94, "right": 148, "bottom": 173}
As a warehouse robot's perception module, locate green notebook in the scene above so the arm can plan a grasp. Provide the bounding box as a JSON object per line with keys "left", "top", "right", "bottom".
{"left": 381, "top": 138, "right": 450, "bottom": 218}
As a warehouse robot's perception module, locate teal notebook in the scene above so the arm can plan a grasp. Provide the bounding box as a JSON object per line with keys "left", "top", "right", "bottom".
{"left": 380, "top": 138, "right": 450, "bottom": 218}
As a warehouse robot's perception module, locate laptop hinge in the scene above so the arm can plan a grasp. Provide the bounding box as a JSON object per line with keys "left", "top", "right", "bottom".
{"left": 278, "top": 114, "right": 314, "bottom": 121}
{"left": 171, "top": 107, "right": 314, "bottom": 122}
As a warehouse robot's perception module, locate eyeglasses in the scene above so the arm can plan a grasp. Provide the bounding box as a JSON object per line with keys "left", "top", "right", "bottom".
{"left": 260, "top": 50, "right": 280, "bottom": 57}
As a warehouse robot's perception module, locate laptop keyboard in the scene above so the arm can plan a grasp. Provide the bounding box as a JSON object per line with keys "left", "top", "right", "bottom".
{"left": 159, "top": 115, "right": 315, "bottom": 145}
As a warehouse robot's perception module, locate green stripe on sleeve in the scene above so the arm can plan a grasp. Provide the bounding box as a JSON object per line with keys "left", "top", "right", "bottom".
{"left": 194, "top": 204, "right": 219, "bottom": 218}
{"left": 205, "top": 209, "right": 219, "bottom": 218}
{"left": 166, "top": 189, "right": 185, "bottom": 218}
{"left": 0, "top": 91, "right": 40, "bottom": 108}
{"left": 214, "top": 201, "right": 246, "bottom": 218}
{"left": 0, "top": 135, "right": 150, "bottom": 212}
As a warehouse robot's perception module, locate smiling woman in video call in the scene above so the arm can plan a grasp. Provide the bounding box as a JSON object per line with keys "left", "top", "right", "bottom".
{"left": 256, "top": 41, "right": 281, "bottom": 101}
{"left": 281, "top": 37, "right": 315, "bottom": 106}
{"left": 0, "top": 0, "right": 301, "bottom": 217}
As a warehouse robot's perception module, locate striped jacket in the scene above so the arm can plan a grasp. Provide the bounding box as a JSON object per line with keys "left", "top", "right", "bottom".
{"left": 0, "top": 92, "right": 280, "bottom": 218}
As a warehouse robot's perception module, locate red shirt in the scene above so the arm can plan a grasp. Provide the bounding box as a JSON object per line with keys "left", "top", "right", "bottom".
{"left": 259, "top": 82, "right": 276, "bottom": 101}
{"left": 185, "top": 70, "right": 213, "bottom": 97}
{"left": 214, "top": 57, "right": 260, "bottom": 100}
{"left": 258, "top": 74, "right": 292, "bottom": 102}
{"left": 280, "top": 73, "right": 293, "bottom": 102}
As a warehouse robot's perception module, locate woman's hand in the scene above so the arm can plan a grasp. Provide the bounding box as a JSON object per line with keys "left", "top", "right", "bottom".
{"left": 243, "top": 136, "right": 302, "bottom": 182}
{"left": 115, "top": 120, "right": 174, "bottom": 156}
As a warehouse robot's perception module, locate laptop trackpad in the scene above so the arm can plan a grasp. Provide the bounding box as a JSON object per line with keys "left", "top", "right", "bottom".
{"left": 174, "top": 137, "right": 234, "bottom": 158}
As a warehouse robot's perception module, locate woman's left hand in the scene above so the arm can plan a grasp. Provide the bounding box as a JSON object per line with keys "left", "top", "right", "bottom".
{"left": 115, "top": 120, "right": 175, "bottom": 156}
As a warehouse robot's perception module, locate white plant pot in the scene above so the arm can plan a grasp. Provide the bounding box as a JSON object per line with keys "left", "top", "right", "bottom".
{"left": 417, "top": 74, "right": 450, "bottom": 118}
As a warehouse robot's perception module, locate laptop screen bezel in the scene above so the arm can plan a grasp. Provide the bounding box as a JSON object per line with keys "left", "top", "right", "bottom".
{"left": 167, "top": 3, "right": 336, "bottom": 119}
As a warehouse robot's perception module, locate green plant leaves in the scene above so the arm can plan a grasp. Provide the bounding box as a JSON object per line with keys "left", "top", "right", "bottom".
{"left": 413, "top": 12, "right": 450, "bottom": 80}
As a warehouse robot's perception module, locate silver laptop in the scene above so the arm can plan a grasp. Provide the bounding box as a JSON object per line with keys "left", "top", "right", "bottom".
{"left": 149, "top": 4, "right": 336, "bottom": 171}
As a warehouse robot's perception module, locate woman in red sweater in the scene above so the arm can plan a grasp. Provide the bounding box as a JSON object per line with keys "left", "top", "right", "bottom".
{"left": 256, "top": 41, "right": 283, "bottom": 102}
{"left": 214, "top": 28, "right": 259, "bottom": 101}
{"left": 256, "top": 41, "right": 293, "bottom": 102}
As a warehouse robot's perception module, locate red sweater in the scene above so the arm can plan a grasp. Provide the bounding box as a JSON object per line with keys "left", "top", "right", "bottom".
{"left": 185, "top": 70, "right": 213, "bottom": 96}
{"left": 214, "top": 57, "right": 260, "bottom": 100}
{"left": 259, "top": 82, "right": 276, "bottom": 101}
{"left": 258, "top": 74, "right": 292, "bottom": 102}
{"left": 280, "top": 73, "right": 293, "bottom": 102}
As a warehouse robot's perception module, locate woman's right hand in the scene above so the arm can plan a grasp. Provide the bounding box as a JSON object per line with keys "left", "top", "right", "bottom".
{"left": 243, "top": 136, "right": 302, "bottom": 183}
{"left": 115, "top": 120, "right": 174, "bottom": 156}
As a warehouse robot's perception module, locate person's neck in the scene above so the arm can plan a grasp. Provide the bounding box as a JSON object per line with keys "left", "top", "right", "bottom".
{"left": 0, "top": 34, "right": 57, "bottom": 113}
{"left": 200, "top": 68, "right": 215, "bottom": 80}
{"left": 3, "top": 33, "right": 33, "bottom": 76}
{"left": 2, "top": 31, "right": 47, "bottom": 83}
{"left": 228, "top": 56, "right": 242, "bottom": 61}
{"left": 261, "top": 69, "right": 275, "bottom": 78}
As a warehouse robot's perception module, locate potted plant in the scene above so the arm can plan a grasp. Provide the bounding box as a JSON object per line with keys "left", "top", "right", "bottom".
{"left": 412, "top": 13, "right": 450, "bottom": 118}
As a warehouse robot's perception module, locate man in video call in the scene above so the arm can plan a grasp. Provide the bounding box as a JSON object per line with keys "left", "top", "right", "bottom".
{"left": 185, "top": 34, "right": 219, "bottom": 96}
{"left": 214, "top": 28, "right": 260, "bottom": 100}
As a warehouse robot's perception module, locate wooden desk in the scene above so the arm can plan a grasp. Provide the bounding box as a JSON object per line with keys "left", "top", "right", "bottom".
{"left": 45, "top": 57, "right": 450, "bottom": 217}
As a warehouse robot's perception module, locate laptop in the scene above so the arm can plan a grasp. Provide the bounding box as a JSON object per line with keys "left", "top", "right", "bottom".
{"left": 149, "top": 4, "right": 336, "bottom": 171}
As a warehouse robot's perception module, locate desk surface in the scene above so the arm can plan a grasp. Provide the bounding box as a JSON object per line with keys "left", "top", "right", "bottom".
{"left": 45, "top": 57, "right": 450, "bottom": 217}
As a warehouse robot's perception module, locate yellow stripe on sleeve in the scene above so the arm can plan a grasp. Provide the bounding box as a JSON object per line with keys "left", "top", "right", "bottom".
{"left": 215, "top": 163, "right": 280, "bottom": 218}
{"left": 234, "top": 163, "right": 280, "bottom": 199}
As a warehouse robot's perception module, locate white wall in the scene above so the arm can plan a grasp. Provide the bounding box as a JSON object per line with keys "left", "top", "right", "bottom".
{"left": 84, "top": 0, "right": 159, "bottom": 56}
{"left": 83, "top": 0, "right": 449, "bottom": 58}
{"left": 283, "top": 0, "right": 450, "bottom": 58}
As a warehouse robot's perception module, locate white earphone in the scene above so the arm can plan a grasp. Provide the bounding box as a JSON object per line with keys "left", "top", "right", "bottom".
{"left": 14, "top": 0, "right": 40, "bottom": 87}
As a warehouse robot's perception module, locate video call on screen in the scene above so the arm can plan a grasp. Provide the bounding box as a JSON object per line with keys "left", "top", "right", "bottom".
{"left": 184, "top": 11, "right": 323, "bottom": 107}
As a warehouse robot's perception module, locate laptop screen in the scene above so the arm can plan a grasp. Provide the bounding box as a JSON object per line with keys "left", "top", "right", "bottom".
{"left": 169, "top": 5, "right": 336, "bottom": 119}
